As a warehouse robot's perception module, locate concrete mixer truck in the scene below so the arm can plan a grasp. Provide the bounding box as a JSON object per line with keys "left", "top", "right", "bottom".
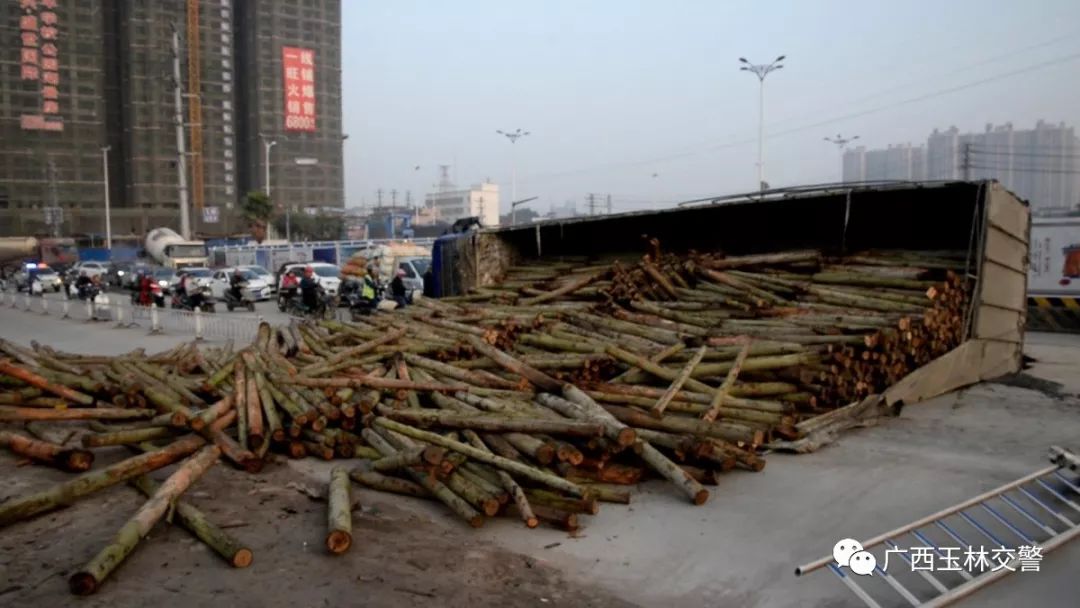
{"left": 0, "top": 236, "right": 78, "bottom": 270}
{"left": 144, "top": 228, "right": 208, "bottom": 269}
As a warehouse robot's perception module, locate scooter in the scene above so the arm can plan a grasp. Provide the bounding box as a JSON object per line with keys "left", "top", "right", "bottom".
{"left": 170, "top": 284, "right": 216, "bottom": 313}
{"left": 285, "top": 284, "right": 334, "bottom": 319}
{"left": 131, "top": 282, "right": 165, "bottom": 308}
{"left": 224, "top": 282, "right": 256, "bottom": 312}
{"left": 341, "top": 279, "right": 380, "bottom": 318}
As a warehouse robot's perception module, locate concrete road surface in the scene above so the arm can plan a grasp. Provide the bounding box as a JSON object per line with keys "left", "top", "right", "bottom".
{"left": 1, "top": 304, "right": 1078, "bottom": 607}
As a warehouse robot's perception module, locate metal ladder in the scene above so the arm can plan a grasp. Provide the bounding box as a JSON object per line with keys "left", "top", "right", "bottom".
{"left": 795, "top": 446, "right": 1080, "bottom": 607}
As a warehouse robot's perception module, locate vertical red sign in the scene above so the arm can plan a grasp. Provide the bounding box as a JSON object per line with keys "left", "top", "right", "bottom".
{"left": 282, "top": 46, "right": 316, "bottom": 132}
{"left": 17, "top": 0, "right": 63, "bottom": 131}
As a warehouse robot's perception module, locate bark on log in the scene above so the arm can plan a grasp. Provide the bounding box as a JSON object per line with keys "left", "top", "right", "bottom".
{"left": 326, "top": 467, "right": 353, "bottom": 554}
{"left": 0, "top": 406, "right": 154, "bottom": 422}
{"left": 129, "top": 474, "right": 252, "bottom": 568}
{"left": 652, "top": 345, "right": 708, "bottom": 418}
{"left": 380, "top": 409, "right": 605, "bottom": 437}
{"left": 69, "top": 445, "right": 221, "bottom": 595}
{"left": 0, "top": 359, "right": 95, "bottom": 405}
{"left": 0, "top": 429, "right": 93, "bottom": 472}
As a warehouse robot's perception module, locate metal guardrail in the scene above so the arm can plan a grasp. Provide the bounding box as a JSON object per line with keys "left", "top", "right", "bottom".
{"left": 1, "top": 289, "right": 262, "bottom": 342}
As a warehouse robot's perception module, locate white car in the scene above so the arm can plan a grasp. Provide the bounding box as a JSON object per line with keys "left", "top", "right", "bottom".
{"left": 278, "top": 262, "right": 342, "bottom": 297}
{"left": 179, "top": 267, "right": 214, "bottom": 289}
{"left": 238, "top": 265, "right": 276, "bottom": 294}
{"left": 70, "top": 261, "right": 108, "bottom": 279}
{"left": 210, "top": 267, "right": 274, "bottom": 301}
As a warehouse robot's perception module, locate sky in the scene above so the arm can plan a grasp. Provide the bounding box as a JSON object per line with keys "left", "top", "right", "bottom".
{"left": 340, "top": 0, "right": 1080, "bottom": 216}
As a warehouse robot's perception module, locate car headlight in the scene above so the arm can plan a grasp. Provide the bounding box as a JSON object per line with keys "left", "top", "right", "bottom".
{"left": 159, "top": 280, "right": 168, "bottom": 287}
{"left": 117, "top": 271, "right": 125, "bottom": 276}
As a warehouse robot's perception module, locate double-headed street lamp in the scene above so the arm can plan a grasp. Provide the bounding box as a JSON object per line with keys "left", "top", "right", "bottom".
{"left": 497, "top": 128, "right": 530, "bottom": 225}
{"left": 739, "top": 55, "right": 786, "bottom": 191}
{"left": 825, "top": 134, "right": 860, "bottom": 182}
{"left": 259, "top": 134, "right": 277, "bottom": 196}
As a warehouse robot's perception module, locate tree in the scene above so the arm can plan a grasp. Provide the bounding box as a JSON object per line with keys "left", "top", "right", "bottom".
{"left": 272, "top": 212, "right": 342, "bottom": 242}
{"left": 241, "top": 191, "right": 274, "bottom": 243}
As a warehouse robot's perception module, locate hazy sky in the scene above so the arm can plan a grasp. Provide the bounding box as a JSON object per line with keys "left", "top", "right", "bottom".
{"left": 340, "top": 0, "right": 1080, "bottom": 216}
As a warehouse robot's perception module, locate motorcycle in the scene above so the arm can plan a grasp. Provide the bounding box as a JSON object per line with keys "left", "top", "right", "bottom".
{"left": 170, "top": 284, "right": 216, "bottom": 313}
{"left": 285, "top": 284, "right": 334, "bottom": 319}
{"left": 131, "top": 281, "right": 165, "bottom": 308}
{"left": 277, "top": 285, "right": 297, "bottom": 312}
{"left": 224, "top": 281, "right": 256, "bottom": 312}
{"left": 73, "top": 282, "right": 100, "bottom": 301}
{"left": 341, "top": 278, "right": 379, "bottom": 318}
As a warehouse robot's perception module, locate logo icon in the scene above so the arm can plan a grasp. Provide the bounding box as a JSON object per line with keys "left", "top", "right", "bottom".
{"left": 834, "top": 538, "right": 875, "bottom": 576}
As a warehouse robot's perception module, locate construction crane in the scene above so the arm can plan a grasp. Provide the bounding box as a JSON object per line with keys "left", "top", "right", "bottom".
{"left": 186, "top": 0, "right": 204, "bottom": 214}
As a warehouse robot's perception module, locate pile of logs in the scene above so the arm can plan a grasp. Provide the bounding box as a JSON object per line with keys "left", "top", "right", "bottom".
{"left": 0, "top": 247, "right": 974, "bottom": 596}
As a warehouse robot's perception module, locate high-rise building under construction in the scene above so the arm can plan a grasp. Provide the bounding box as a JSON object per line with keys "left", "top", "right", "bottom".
{"left": 0, "top": 0, "right": 344, "bottom": 238}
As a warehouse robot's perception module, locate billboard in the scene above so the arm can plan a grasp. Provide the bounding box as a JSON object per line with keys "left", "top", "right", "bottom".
{"left": 282, "top": 46, "right": 316, "bottom": 132}
{"left": 1029, "top": 218, "right": 1080, "bottom": 297}
{"left": 17, "top": 0, "right": 63, "bottom": 132}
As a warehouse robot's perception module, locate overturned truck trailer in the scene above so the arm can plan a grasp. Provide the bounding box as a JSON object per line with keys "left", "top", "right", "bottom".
{"left": 438, "top": 180, "right": 1030, "bottom": 417}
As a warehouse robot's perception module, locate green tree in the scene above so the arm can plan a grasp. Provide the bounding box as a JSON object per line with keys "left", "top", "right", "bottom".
{"left": 241, "top": 191, "right": 274, "bottom": 243}
{"left": 241, "top": 191, "right": 274, "bottom": 224}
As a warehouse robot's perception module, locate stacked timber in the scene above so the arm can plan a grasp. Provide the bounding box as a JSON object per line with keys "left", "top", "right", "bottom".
{"left": 0, "top": 247, "right": 974, "bottom": 594}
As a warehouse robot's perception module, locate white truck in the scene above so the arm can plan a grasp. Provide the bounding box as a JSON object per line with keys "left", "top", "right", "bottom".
{"left": 145, "top": 228, "right": 208, "bottom": 269}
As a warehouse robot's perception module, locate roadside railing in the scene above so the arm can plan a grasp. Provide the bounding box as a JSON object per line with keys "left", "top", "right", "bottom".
{"left": 1, "top": 288, "right": 262, "bottom": 342}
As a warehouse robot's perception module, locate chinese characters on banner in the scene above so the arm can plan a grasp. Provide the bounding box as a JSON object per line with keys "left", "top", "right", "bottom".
{"left": 18, "top": 0, "right": 63, "bottom": 132}
{"left": 282, "top": 46, "right": 316, "bottom": 132}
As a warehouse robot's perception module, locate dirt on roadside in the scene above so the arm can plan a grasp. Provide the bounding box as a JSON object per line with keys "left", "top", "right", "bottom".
{"left": 0, "top": 448, "right": 635, "bottom": 608}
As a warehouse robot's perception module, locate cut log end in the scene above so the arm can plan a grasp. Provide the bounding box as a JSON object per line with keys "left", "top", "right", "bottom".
{"left": 693, "top": 489, "right": 710, "bottom": 506}
{"left": 326, "top": 530, "right": 352, "bottom": 555}
{"left": 524, "top": 517, "right": 540, "bottom": 529}
{"left": 62, "top": 450, "right": 95, "bottom": 472}
{"left": 615, "top": 428, "right": 637, "bottom": 447}
{"left": 188, "top": 417, "right": 206, "bottom": 432}
{"left": 68, "top": 572, "right": 98, "bottom": 596}
{"left": 468, "top": 515, "right": 485, "bottom": 528}
{"left": 231, "top": 548, "right": 254, "bottom": 568}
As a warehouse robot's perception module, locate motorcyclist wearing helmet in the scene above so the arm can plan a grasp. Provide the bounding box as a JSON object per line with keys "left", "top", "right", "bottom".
{"left": 229, "top": 269, "right": 246, "bottom": 302}
{"left": 390, "top": 268, "right": 408, "bottom": 309}
{"left": 300, "top": 265, "right": 319, "bottom": 311}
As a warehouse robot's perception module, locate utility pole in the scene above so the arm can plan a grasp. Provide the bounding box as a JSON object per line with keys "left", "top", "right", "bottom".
{"left": 376, "top": 189, "right": 384, "bottom": 207}
{"left": 102, "top": 146, "right": 112, "bottom": 248}
{"left": 171, "top": 28, "right": 191, "bottom": 239}
{"left": 405, "top": 191, "right": 412, "bottom": 207}
{"left": 739, "top": 55, "right": 786, "bottom": 191}
{"left": 390, "top": 189, "right": 398, "bottom": 207}
{"left": 587, "top": 193, "right": 597, "bottom": 216}
{"left": 47, "top": 158, "right": 60, "bottom": 237}
{"left": 962, "top": 142, "right": 972, "bottom": 181}
{"left": 606, "top": 194, "right": 612, "bottom": 215}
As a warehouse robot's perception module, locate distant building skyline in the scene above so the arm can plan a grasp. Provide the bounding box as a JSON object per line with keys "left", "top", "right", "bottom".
{"left": 842, "top": 121, "right": 1079, "bottom": 214}
{"left": 424, "top": 181, "right": 500, "bottom": 228}
{"left": 0, "top": 0, "right": 344, "bottom": 238}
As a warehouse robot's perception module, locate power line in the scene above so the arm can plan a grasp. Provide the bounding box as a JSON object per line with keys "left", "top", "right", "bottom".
{"left": 524, "top": 50, "right": 1080, "bottom": 183}
{"left": 969, "top": 165, "right": 1080, "bottom": 175}
{"left": 971, "top": 149, "right": 1080, "bottom": 160}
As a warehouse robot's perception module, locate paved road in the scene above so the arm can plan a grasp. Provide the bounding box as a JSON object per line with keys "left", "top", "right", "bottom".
{"left": 1, "top": 301, "right": 1078, "bottom": 607}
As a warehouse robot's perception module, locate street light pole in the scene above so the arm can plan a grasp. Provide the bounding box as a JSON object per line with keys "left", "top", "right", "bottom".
{"left": 260, "top": 135, "right": 277, "bottom": 197}
{"left": 497, "top": 128, "right": 530, "bottom": 225}
{"left": 101, "top": 145, "right": 112, "bottom": 249}
{"left": 824, "top": 134, "right": 860, "bottom": 181}
{"left": 739, "top": 55, "right": 785, "bottom": 191}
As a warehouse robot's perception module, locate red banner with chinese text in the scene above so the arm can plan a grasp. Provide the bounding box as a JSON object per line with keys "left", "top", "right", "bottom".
{"left": 282, "top": 46, "right": 316, "bottom": 132}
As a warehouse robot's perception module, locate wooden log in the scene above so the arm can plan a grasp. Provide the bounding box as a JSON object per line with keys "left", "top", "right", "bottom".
{"left": 702, "top": 340, "right": 751, "bottom": 422}
{"left": 349, "top": 466, "right": 429, "bottom": 498}
{"left": 373, "top": 418, "right": 587, "bottom": 497}
{"left": 252, "top": 371, "right": 284, "bottom": 442}
{"left": 461, "top": 430, "right": 538, "bottom": 528}
{"left": 129, "top": 475, "right": 252, "bottom": 568}
{"left": 81, "top": 427, "right": 174, "bottom": 448}
{"left": 233, "top": 356, "right": 249, "bottom": 450}
{"left": 0, "top": 434, "right": 206, "bottom": 528}
{"left": 601, "top": 404, "right": 763, "bottom": 445}
{"left": 203, "top": 410, "right": 262, "bottom": 473}
{"left": 361, "top": 428, "right": 484, "bottom": 527}
{"left": 194, "top": 394, "right": 234, "bottom": 428}
{"left": 69, "top": 445, "right": 221, "bottom": 595}
{"left": 0, "top": 406, "right": 154, "bottom": 422}
{"left": 242, "top": 355, "right": 264, "bottom": 450}
{"left": 518, "top": 271, "right": 602, "bottom": 306}
{"left": 463, "top": 335, "right": 563, "bottom": 392}
{"left": 380, "top": 409, "right": 605, "bottom": 437}
{"left": 277, "top": 373, "right": 468, "bottom": 393}
{"left": 525, "top": 489, "right": 600, "bottom": 515}
{"left": 0, "top": 359, "right": 95, "bottom": 405}
{"left": 534, "top": 393, "right": 637, "bottom": 448}
{"left": 576, "top": 482, "right": 632, "bottom": 504}
{"left": 652, "top": 345, "right": 708, "bottom": 418}
{"left": 326, "top": 467, "right": 353, "bottom": 554}
{"left": 504, "top": 433, "right": 556, "bottom": 465}
{"left": 0, "top": 429, "right": 94, "bottom": 472}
